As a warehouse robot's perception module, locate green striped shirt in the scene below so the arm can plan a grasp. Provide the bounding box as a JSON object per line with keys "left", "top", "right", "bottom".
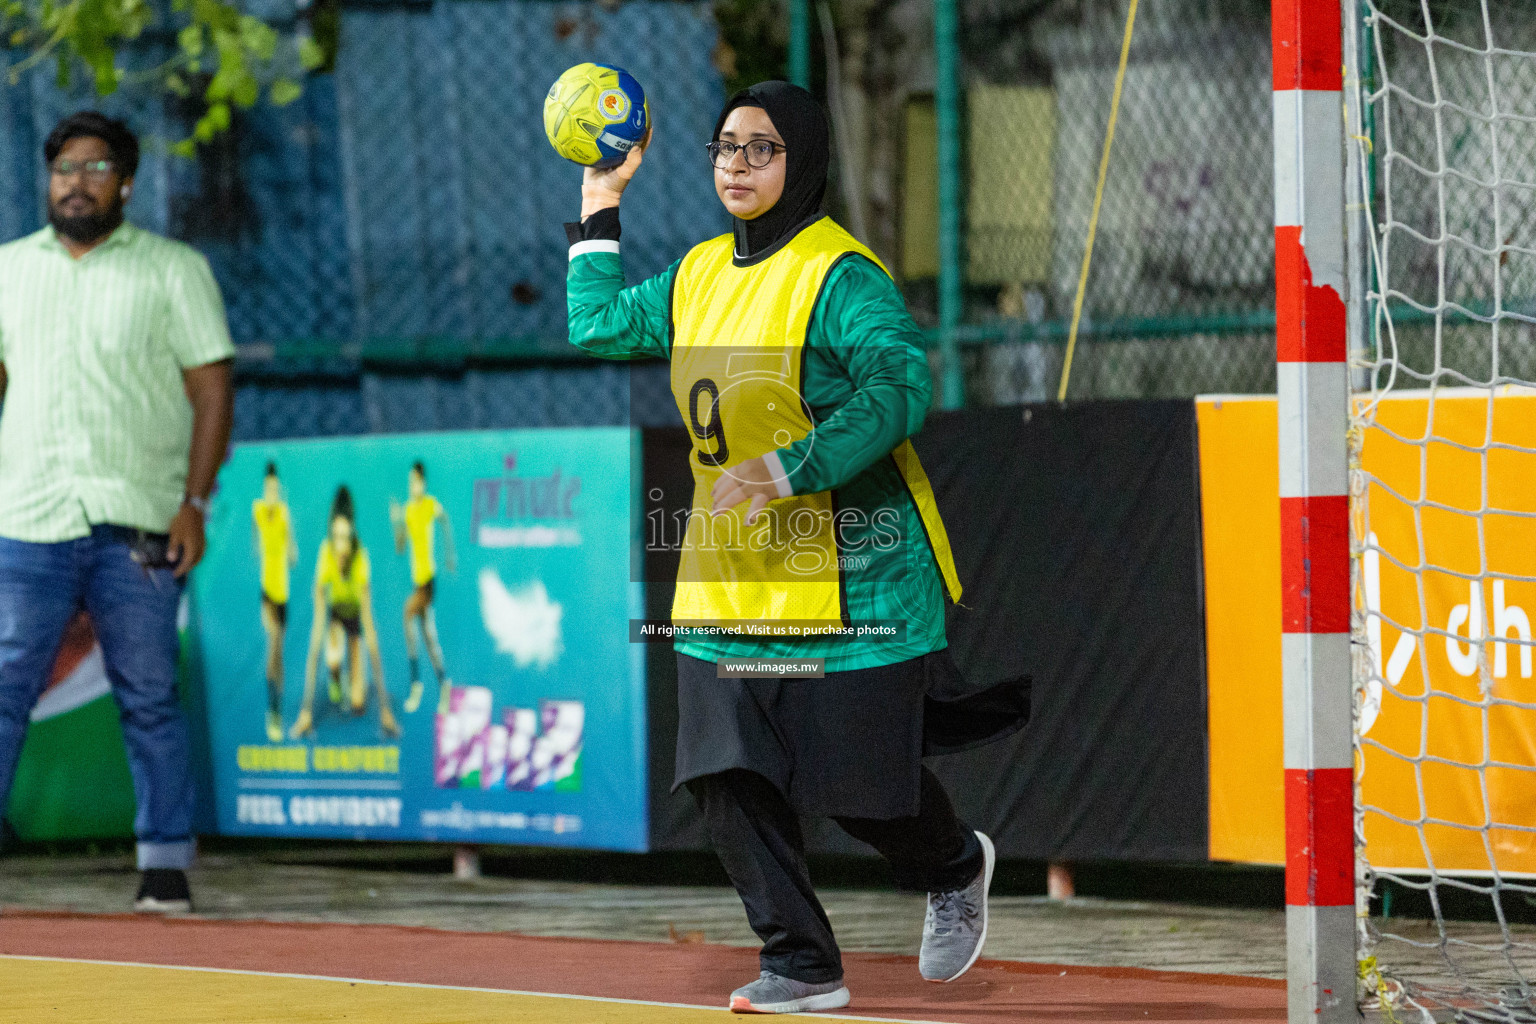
{"left": 0, "top": 223, "right": 235, "bottom": 542}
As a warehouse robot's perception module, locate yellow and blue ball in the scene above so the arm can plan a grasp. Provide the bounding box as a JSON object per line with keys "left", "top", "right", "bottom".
{"left": 543, "top": 63, "right": 649, "bottom": 169}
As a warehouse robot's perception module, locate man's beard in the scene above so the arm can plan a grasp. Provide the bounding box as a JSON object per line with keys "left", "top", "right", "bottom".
{"left": 49, "top": 193, "right": 124, "bottom": 244}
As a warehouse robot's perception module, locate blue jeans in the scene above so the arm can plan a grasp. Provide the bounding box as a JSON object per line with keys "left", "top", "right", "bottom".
{"left": 0, "top": 526, "right": 193, "bottom": 869}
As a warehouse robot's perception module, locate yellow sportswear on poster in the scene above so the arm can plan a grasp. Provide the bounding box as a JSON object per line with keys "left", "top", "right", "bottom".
{"left": 404, "top": 495, "right": 442, "bottom": 587}
{"left": 253, "top": 499, "right": 291, "bottom": 604}
{"left": 316, "top": 541, "right": 370, "bottom": 612}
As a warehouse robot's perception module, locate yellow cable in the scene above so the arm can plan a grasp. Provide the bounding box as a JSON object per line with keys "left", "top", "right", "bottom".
{"left": 1058, "top": 0, "right": 1140, "bottom": 403}
{"left": 1358, "top": 955, "right": 1405, "bottom": 1024}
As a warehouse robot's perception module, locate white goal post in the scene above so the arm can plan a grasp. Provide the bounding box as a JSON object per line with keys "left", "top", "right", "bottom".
{"left": 1280, "top": 0, "right": 1536, "bottom": 1020}
{"left": 1273, "top": 0, "right": 1354, "bottom": 1018}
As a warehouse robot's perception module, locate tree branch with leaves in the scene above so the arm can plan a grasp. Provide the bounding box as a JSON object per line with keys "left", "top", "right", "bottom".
{"left": 3, "top": 0, "right": 329, "bottom": 154}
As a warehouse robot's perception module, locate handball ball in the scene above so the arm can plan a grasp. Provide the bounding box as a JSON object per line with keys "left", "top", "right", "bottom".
{"left": 543, "top": 62, "right": 649, "bottom": 169}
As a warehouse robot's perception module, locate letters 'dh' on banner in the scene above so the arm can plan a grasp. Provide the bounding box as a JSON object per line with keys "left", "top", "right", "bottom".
{"left": 1357, "top": 389, "right": 1536, "bottom": 875}
{"left": 190, "top": 428, "right": 648, "bottom": 850}
{"left": 1201, "top": 391, "right": 1536, "bottom": 874}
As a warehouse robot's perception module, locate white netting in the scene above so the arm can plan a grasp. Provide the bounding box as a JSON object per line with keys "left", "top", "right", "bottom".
{"left": 1350, "top": 0, "right": 1536, "bottom": 1020}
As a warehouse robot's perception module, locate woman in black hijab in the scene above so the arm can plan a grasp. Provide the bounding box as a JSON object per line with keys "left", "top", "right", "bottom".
{"left": 716, "top": 81, "right": 830, "bottom": 262}
{"left": 564, "top": 82, "right": 1026, "bottom": 1015}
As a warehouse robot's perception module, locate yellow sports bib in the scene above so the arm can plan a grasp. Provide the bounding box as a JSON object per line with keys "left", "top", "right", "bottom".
{"left": 668, "top": 217, "right": 961, "bottom": 627}
{"left": 253, "top": 499, "right": 291, "bottom": 604}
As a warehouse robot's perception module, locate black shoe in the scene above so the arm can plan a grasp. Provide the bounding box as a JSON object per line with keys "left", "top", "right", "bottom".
{"left": 134, "top": 868, "right": 192, "bottom": 914}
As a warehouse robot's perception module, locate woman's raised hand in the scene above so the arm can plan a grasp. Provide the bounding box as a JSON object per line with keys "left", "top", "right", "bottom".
{"left": 581, "top": 123, "right": 652, "bottom": 219}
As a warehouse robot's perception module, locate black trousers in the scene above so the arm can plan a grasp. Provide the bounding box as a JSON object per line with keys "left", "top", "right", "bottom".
{"left": 687, "top": 766, "right": 983, "bottom": 984}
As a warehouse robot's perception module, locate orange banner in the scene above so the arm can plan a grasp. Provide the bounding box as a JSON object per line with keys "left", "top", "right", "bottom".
{"left": 1197, "top": 396, "right": 1284, "bottom": 865}
{"left": 1200, "top": 390, "right": 1536, "bottom": 874}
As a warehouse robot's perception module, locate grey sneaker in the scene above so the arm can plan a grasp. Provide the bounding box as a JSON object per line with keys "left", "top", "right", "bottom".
{"left": 728, "top": 971, "right": 851, "bottom": 1014}
{"left": 919, "top": 830, "right": 995, "bottom": 982}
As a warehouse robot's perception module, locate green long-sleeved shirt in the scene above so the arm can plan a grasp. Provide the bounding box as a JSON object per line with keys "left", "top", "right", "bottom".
{"left": 567, "top": 221, "right": 950, "bottom": 670}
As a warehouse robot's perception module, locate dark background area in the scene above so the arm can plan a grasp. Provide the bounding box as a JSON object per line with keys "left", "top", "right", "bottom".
{"left": 641, "top": 399, "right": 1210, "bottom": 863}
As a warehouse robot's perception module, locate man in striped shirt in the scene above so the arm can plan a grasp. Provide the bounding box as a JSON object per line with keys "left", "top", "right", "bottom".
{"left": 0, "top": 112, "right": 235, "bottom": 912}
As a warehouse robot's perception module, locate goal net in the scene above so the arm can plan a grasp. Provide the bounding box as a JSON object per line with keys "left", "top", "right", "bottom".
{"left": 1350, "top": 0, "right": 1536, "bottom": 1020}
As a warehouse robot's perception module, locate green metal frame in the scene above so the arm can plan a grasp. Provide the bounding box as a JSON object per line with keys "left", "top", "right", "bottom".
{"left": 934, "top": 0, "right": 964, "bottom": 408}
{"left": 233, "top": 309, "right": 1293, "bottom": 382}
{"left": 939, "top": 311, "right": 1278, "bottom": 349}
{"left": 788, "top": 0, "right": 810, "bottom": 89}
{"left": 240, "top": 4, "right": 1354, "bottom": 389}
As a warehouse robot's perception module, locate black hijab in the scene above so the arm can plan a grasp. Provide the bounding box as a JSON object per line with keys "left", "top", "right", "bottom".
{"left": 712, "top": 81, "right": 830, "bottom": 266}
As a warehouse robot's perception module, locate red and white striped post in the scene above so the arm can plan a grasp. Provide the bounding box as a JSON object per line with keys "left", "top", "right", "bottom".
{"left": 1273, "top": 0, "right": 1356, "bottom": 1020}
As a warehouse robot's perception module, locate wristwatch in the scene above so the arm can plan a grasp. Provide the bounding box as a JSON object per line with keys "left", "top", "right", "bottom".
{"left": 183, "top": 494, "right": 210, "bottom": 518}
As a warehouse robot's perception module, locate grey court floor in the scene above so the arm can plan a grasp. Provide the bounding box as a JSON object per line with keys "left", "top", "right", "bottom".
{"left": 14, "top": 848, "right": 1536, "bottom": 1024}
{"left": 4, "top": 846, "right": 1281, "bottom": 980}
{"left": 9, "top": 845, "right": 1536, "bottom": 1008}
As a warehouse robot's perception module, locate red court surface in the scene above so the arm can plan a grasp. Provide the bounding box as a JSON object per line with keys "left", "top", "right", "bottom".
{"left": 0, "top": 909, "right": 1284, "bottom": 1022}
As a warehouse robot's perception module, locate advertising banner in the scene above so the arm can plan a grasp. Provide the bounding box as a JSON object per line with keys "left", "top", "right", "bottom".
{"left": 9, "top": 614, "right": 137, "bottom": 839}
{"left": 1196, "top": 395, "right": 1284, "bottom": 865}
{"left": 1200, "top": 391, "right": 1536, "bottom": 874}
{"left": 192, "top": 428, "right": 647, "bottom": 851}
{"left": 1356, "top": 389, "right": 1536, "bottom": 875}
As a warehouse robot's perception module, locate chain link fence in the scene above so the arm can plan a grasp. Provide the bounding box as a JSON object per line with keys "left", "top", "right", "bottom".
{"left": 331, "top": 0, "right": 724, "bottom": 349}
{"left": 2, "top": 0, "right": 725, "bottom": 439}
{"left": 3, "top": 0, "right": 725, "bottom": 350}
{"left": 5, "top": 0, "right": 1295, "bottom": 430}
{"left": 882, "top": 0, "right": 1279, "bottom": 402}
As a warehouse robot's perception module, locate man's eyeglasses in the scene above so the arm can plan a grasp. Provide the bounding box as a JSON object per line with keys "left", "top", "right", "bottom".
{"left": 50, "top": 159, "right": 116, "bottom": 184}
{"left": 707, "top": 140, "right": 786, "bottom": 170}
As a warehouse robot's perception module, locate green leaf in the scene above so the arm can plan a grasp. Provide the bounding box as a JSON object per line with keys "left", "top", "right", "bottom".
{"left": 81, "top": 42, "right": 117, "bottom": 95}
{"left": 268, "top": 77, "right": 301, "bottom": 107}
{"left": 211, "top": 27, "right": 240, "bottom": 60}
{"left": 178, "top": 23, "right": 203, "bottom": 57}
{"left": 298, "top": 35, "right": 325, "bottom": 71}
{"left": 193, "top": 101, "right": 229, "bottom": 142}
{"left": 237, "top": 14, "right": 276, "bottom": 62}
{"left": 119, "top": 0, "right": 149, "bottom": 37}
{"left": 169, "top": 138, "right": 197, "bottom": 159}
{"left": 231, "top": 71, "right": 258, "bottom": 107}
{"left": 205, "top": 65, "right": 235, "bottom": 100}
{"left": 10, "top": 0, "right": 298, "bottom": 122}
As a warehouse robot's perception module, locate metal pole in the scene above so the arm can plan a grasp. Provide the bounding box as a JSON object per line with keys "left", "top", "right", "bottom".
{"left": 1343, "top": 0, "right": 1371, "bottom": 394}
{"left": 788, "top": 0, "right": 811, "bottom": 90}
{"left": 934, "top": 0, "right": 964, "bottom": 409}
{"left": 1273, "top": 0, "right": 1357, "bottom": 1019}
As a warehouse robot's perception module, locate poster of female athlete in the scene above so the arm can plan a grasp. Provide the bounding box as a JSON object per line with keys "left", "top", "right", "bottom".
{"left": 190, "top": 428, "right": 647, "bottom": 851}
